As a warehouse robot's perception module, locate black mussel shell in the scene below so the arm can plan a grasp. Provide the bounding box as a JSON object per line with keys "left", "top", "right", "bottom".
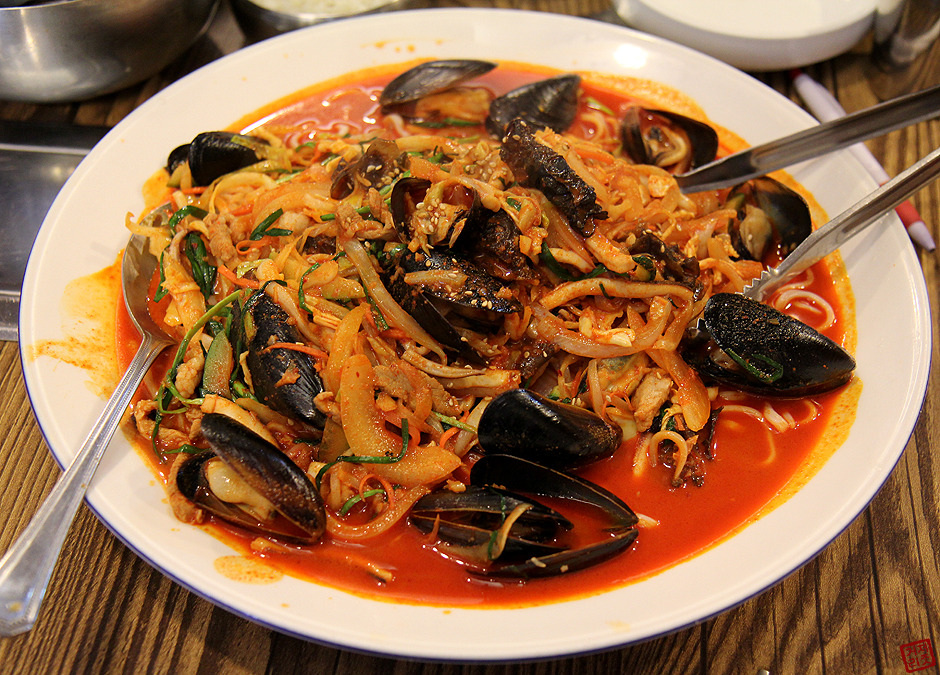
{"left": 727, "top": 177, "right": 812, "bottom": 263}
{"left": 682, "top": 292, "right": 855, "bottom": 396}
{"left": 620, "top": 107, "right": 718, "bottom": 173}
{"left": 486, "top": 73, "right": 581, "bottom": 137}
{"left": 461, "top": 454, "right": 639, "bottom": 578}
{"left": 167, "top": 131, "right": 270, "bottom": 187}
{"left": 380, "top": 247, "right": 520, "bottom": 363}
{"left": 380, "top": 59, "right": 497, "bottom": 108}
{"left": 395, "top": 247, "right": 521, "bottom": 314}
{"left": 179, "top": 414, "right": 326, "bottom": 543}
{"left": 330, "top": 138, "right": 407, "bottom": 200}
{"left": 243, "top": 293, "right": 326, "bottom": 429}
{"left": 477, "top": 389, "right": 622, "bottom": 470}
{"left": 455, "top": 201, "right": 535, "bottom": 281}
{"left": 500, "top": 118, "right": 607, "bottom": 236}
{"left": 410, "top": 484, "right": 571, "bottom": 558}
{"left": 167, "top": 143, "right": 190, "bottom": 176}
{"left": 629, "top": 231, "right": 701, "bottom": 288}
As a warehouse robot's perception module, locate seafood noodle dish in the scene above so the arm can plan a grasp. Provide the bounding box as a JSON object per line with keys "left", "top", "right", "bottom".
{"left": 124, "top": 59, "right": 859, "bottom": 605}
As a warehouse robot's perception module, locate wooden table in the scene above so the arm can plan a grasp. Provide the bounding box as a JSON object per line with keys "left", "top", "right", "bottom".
{"left": 1, "top": 2, "right": 937, "bottom": 673}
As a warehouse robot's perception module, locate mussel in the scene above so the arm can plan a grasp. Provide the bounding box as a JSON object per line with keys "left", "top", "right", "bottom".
{"left": 242, "top": 292, "right": 326, "bottom": 429}
{"left": 500, "top": 118, "right": 608, "bottom": 236}
{"left": 410, "top": 454, "right": 638, "bottom": 578}
{"left": 380, "top": 59, "right": 497, "bottom": 108}
{"left": 486, "top": 73, "right": 581, "bottom": 137}
{"left": 177, "top": 413, "right": 326, "bottom": 543}
{"left": 682, "top": 292, "right": 856, "bottom": 396}
{"left": 167, "top": 131, "right": 270, "bottom": 187}
{"left": 454, "top": 199, "right": 536, "bottom": 282}
{"left": 379, "top": 59, "right": 497, "bottom": 128}
{"left": 620, "top": 107, "right": 718, "bottom": 174}
{"left": 380, "top": 247, "right": 520, "bottom": 363}
{"left": 726, "top": 177, "right": 813, "bottom": 263}
{"left": 330, "top": 138, "right": 408, "bottom": 200}
{"left": 477, "top": 389, "right": 622, "bottom": 470}
{"left": 410, "top": 484, "right": 572, "bottom": 559}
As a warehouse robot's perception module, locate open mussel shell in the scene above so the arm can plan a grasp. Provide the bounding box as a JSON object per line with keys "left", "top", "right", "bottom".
{"left": 330, "top": 137, "right": 407, "bottom": 200}
{"left": 410, "top": 484, "right": 571, "bottom": 559}
{"left": 455, "top": 198, "right": 535, "bottom": 281}
{"left": 620, "top": 107, "right": 718, "bottom": 173}
{"left": 727, "top": 177, "right": 812, "bottom": 263}
{"left": 500, "top": 118, "right": 607, "bottom": 236}
{"left": 682, "top": 292, "right": 856, "bottom": 396}
{"left": 167, "top": 131, "right": 269, "bottom": 187}
{"left": 477, "top": 389, "right": 623, "bottom": 470}
{"left": 379, "top": 59, "right": 497, "bottom": 108}
{"left": 178, "top": 413, "right": 326, "bottom": 543}
{"left": 243, "top": 293, "right": 326, "bottom": 429}
{"left": 381, "top": 246, "right": 521, "bottom": 363}
{"left": 459, "top": 455, "right": 638, "bottom": 578}
{"left": 486, "top": 73, "right": 581, "bottom": 137}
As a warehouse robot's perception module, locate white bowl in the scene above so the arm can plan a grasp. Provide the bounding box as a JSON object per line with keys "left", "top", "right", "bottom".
{"left": 19, "top": 7, "right": 929, "bottom": 661}
{"left": 613, "top": 0, "right": 876, "bottom": 71}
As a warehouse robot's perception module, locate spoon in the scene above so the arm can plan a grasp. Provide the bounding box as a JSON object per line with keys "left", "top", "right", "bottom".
{"left": 0, "top": 234, "right": 172, "bottom": 636}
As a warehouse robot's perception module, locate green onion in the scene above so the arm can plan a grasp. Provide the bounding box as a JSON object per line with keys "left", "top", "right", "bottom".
{"left": 506, "top": 196, "right": 521, "bottom": 211}
{"left": 183, "top": 232, "right": 217, "bottom": 300}
{"left": 319, "top": 205, "right": 372, "bottom": 222}
{"left": 249, "top": 208, "right": 290, "bottom": 240}
{"left": 725, "top": 349, "right": 785, "bottom": 383}
{"left": 411, "top": 118, "right": 480, "bottom": 129}
{"left": 339, "top": 488, "right": 388, "bottom": 516}
{"left": 298, "top": 262, "right": 321, "bottom": 315}
{"left": 162, "top": 290, "right": 245, "bottom": 399}
{"left": 632, "top": 254, "right": 657, "bottom": 281}
{"left": 362, "top": 285, "right": 389, "bottom": 331}
{"left": 153, "top": 250, "right": 170, "bottom": 302}
{"left": 162, "top": 444, "right": 203, "bottom": 455}
{"left": 316, "top": 419, "right": 410, "bottom": 489}
{"left": 431, "top": 411, "right": 476, "bottom": 433}
{"left": 585, "top": 96, "right": 615, "bottom": 116}
{"left": 168, "top": 205, "right": 208, "bottom": 235}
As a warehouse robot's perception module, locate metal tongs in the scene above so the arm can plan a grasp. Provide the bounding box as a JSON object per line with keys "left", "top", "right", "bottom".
{"left": 676, "top": 82, "right": 940, "bottom": 193}
{"left": 743, "top": 145, "right": 940, "bottom": 300}
{"left": 673, "top": 83, "right": 940, "bottom": 301}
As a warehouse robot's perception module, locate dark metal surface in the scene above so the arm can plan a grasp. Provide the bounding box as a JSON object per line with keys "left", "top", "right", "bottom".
{"left": 0, "top": 123, "right": 107, "bottom": 340}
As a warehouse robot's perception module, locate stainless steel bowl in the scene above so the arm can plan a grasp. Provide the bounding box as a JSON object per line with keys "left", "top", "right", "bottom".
{"left": 231, "top": 0, "right": 420, "bottom": 43}
{"left": 0, "top": 0, "right": 220, "bottom": 103}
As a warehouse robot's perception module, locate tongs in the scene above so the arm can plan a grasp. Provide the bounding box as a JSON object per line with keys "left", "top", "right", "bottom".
{"left": 672, "top": 83, "right": 940, "bottom": 301}
{"left": 744, "top": 144, "right": 940, "bottom": 301}
{"left": 676, "top": 82, "right": 940, "bottom": 193}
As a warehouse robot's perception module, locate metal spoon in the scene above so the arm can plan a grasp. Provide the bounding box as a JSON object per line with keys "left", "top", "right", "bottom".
{"left": 677, "top": 82, "right": 940, "bottom": 192}
{"left": 0, "top": 234, "right": 172, "bottom": 636}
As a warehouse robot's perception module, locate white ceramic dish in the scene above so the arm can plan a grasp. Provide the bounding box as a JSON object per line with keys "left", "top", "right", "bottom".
{"left": 613, "top": 0, "right": 876, "bottom": 71}
{"left": 19, "top": 8, "right": 930, "bottom": 661}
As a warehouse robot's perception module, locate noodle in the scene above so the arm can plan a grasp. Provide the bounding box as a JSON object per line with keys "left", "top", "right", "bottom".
{"left": 126, "top": 61, "right": 856, "bottom": 593}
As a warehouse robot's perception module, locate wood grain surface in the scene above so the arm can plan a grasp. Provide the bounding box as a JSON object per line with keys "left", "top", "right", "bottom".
{"left": 1, "top": 1, "right": 937, "bottom": 673}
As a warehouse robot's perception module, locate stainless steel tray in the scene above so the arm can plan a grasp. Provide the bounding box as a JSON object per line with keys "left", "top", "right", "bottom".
{"left": 0, "top": 122, "right": 108, "bottom": 341}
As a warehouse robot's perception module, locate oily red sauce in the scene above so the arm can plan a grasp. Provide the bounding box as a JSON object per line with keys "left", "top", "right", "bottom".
{"left": 119, "top": 63, "right": 857, "bottom": 607}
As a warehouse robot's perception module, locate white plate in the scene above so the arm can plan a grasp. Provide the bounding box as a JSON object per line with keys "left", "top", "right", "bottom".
{"left": 19, "top": 8, "right": 930, "bottom": 661}
{"left": 613, "top": 0, "right": 876, "bottom": 71}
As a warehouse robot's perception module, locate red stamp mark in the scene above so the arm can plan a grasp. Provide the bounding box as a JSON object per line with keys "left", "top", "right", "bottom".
{"left": 900, "top": 639, "right": 936, "bottom": 672}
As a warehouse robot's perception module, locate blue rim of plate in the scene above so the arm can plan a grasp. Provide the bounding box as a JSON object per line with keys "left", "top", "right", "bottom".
{"left": 17, "top": 8, "right": 931, "bottom": 661}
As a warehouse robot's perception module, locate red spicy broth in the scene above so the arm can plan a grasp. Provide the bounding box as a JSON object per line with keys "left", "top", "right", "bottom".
{"left": 122, "top": 61, "right": 859, "bottom": 607}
